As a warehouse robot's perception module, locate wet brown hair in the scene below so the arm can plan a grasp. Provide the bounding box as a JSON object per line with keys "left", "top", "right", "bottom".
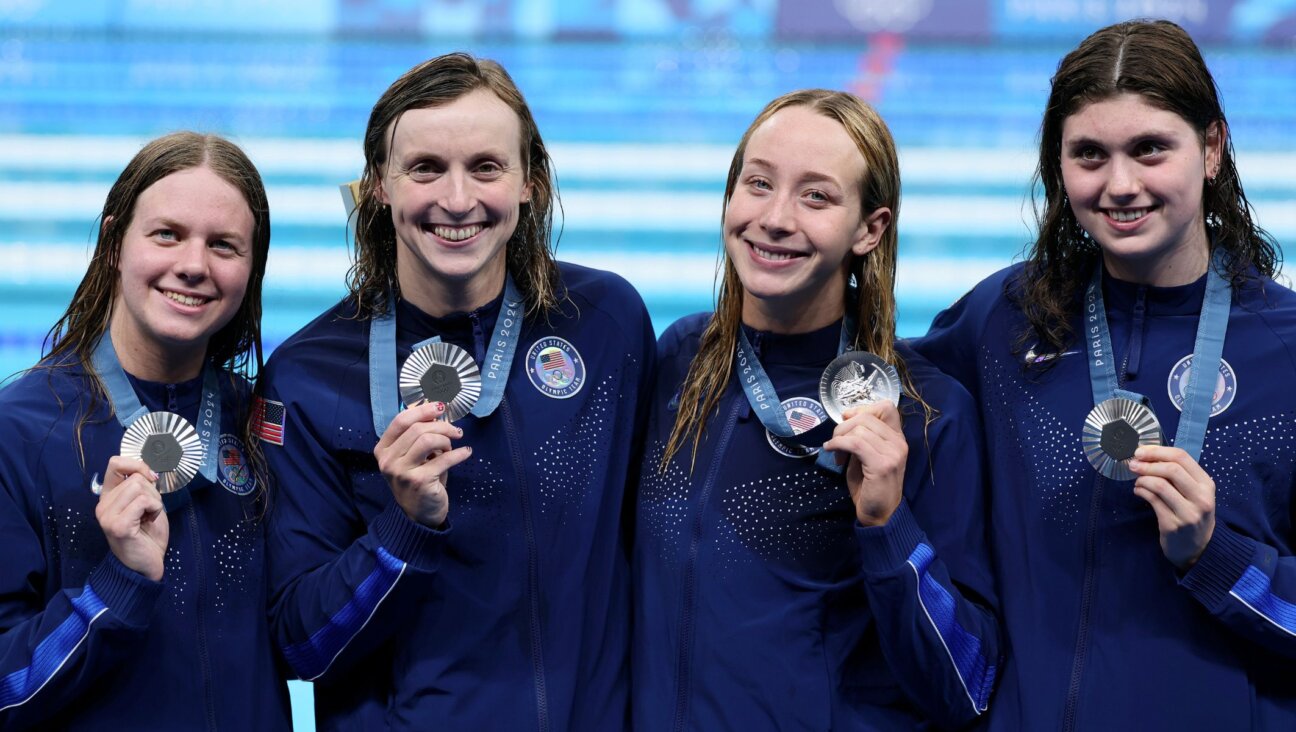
{"left": 1020, "top": 19, "right": 1278, "bottom": 361}
{"left": 347, "top": 52, "right": 561, "bottom": 320}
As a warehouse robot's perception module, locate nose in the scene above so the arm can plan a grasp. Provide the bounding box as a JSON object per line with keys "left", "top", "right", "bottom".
{"left": 1106, "top": 156, "right": 1141, "bottom": 200}
{"left": 438, "top": 170, "right": 475, "bottom": 217}
{"left": 173, "top": 240, "right": 209, "bottom": 282}
{"left": 758, "top": 191, "right": 795, "bottom": 238}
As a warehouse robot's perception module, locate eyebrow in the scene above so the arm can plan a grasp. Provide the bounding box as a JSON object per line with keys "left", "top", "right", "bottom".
{"left": 744, "top": 157, "right": 844, "bottom": 188}
{"left": 396, "top": 146, "right": 513, "bottom": 162}
{"left": 1064, "top": 129, "right": 1178, "bottom": 147}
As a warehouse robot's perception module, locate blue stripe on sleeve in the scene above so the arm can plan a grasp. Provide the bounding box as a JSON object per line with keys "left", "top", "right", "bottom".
{"left": 282, "top": 547, "right": 406, "bottom": 681}
{"left": 1230, "top": 565, "right": 1296, "bottom": 636}
{"left": 0, "top": 586, "right": 109, "bottom": 711}
{"left": 907, "top": 542, "right": 996, "bottom": 714}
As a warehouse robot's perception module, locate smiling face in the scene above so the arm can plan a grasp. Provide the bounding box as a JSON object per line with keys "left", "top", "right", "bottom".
{"left": 1061, "top": 92, "right": 1221, "bottom": 286}
{"left": 379, "top": 88, "right": 533, "bottom": 316}
{"left": 724, "top": 105, "right": 890, "bottom": 334}
{"left": 109, "top": 165, "right": 254, "bottom": 381}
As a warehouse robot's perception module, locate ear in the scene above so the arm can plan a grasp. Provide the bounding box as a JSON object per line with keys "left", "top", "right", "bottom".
{"left": 851, "top": 207, "right": 891, "bottom": 257}
{"left": 376, "top": 175, "right": 390, "bottom": 206}
{"left": 101, "top": 214, "right": 114, "bottom": 236}
{"left": 1204, "top": 120, "right": 1225, "bottom": 180}
{"left": 520, "top": 176, "right": 533, "bottom": 205}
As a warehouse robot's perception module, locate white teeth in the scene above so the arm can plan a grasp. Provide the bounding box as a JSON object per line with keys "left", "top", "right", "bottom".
{"left": 753, "top": 245, "right": 796, "bottom": 262}
{"left": 164, "top": 291, "right": 206, "bottom": 307}
{"left": 1107, "top": 208, "right": 1150, "bottom": 223}
{"left": 432, "top": 224, "right": 484, "bottom": 242}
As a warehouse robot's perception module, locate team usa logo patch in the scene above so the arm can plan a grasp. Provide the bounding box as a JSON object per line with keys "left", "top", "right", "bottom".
{"left": 216, "top": 434, "right": 256, "bottom": 496}
{"left": 766, "top": 397, "right": 829, "bottom": 458}
{"left": 1167, "top": 354, "right": 1237, "bottom": 417}
{"left": 526, "top": 336, "right": 585, "bottom": 399}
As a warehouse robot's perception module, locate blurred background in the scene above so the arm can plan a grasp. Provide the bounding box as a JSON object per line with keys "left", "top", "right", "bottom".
{"left": 1, "top": 0, "right": 1293, "bottom": 727}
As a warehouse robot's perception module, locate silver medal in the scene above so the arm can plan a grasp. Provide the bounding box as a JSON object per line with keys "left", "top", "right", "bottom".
{"left": 818, "top": 351, "right": 901, "bottom": 423}
{"left": 1082, "top": 397, "right": 1163, "bottom": 481}
{"left": 119, "top": 411, "right": 203, "bottom": 494}
{"left": 399, "top": 341, "right": 482, "bottom": 421}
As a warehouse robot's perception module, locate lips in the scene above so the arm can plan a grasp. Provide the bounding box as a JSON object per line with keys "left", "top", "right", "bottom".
{"left": 1103, "top": 207, "right": 1154, "bottom": 224}
{"left": 748, "top": 240, "right": 805, "bottom": 263}
{"left": 161, "top": 289, "right": 212, "bottom": 307}
{"left": 426, "top": 223, "right": 485, "bottom": 242}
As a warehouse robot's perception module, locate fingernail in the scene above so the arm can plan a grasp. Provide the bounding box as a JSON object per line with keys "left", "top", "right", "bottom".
{"left": 150, "top": 471, "right": 160, "bottom": 481}
{"left": 455, "top": 427, "right": 463, "bottom": 436}
{"left": 433, "top": 402, "right": 445, "bottom": 412}
{"left": 1133, "top": 447, "right": 1147, "bottom": 459}
{"left": 465, "top": 446, "right": 473, "bottom": 455}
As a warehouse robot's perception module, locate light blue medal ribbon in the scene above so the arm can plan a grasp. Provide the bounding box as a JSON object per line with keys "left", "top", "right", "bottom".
{"left": 1083, "top": 249, "right": 1231, "bottom": 460}
{"left": 90, "top": 334, "right": 222, "bottom": 488}
{"left": 736, "top": 311, "right": 857, "bottom": 473}
{"left": 369, "top": 276, "right": 524, "bottom": 437}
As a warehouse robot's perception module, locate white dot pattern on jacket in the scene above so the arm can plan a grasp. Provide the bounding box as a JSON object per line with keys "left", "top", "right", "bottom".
{"left": 533, "top": 374, "right": 618, "bottom": 521}
{"left": 716, "top": 467, "right": 851, "bottom": 568}
{"left": 637, "top": 441, "right": 691, "bottom": 561}
{"left": 982, "top": 345, "right": 1087, "bottom": 532}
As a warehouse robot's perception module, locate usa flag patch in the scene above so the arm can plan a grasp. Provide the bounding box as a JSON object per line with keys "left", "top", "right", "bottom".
{"left": 252, "top": 396, "right": 286, "bottom": 446}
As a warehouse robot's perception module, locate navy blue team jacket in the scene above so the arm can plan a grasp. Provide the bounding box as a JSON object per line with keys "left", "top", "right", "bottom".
{"left": 262, "top": 263, "right": 655, "bottom": 731}
{"left": 633, "top": 313, "right": 1001, "bottom": 731}
{"left": 914, "top": 263, "right": 1296, "bottom": 730}
{"left": 0, "top": 360, "right": 291, "bottom": 730}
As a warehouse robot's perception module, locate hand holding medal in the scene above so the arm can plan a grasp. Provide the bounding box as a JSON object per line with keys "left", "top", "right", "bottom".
{"left": 1128, "top": 445, "right": 1218, "bottom": 570}
{"left": 376, "top": 342, "right": 482, "bottom": 528}
{"left": 94, "top": 455, "right": 170, "bottom": 581}
{"left": 375, "top": 401, "right": 472, "bottom": 528}
{"left": 819, "top": 351, "right": 906, "bottom": 526}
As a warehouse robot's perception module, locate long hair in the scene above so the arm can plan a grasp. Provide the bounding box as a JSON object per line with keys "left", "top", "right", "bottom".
{"left": 42, "top": 131, "right": 271, "bottom": 493}
{"left": 1020, "top": 19, "right": 1278, "bottom": 360}
{"left": 347, "top": 52, "right": 562, "bottom": 320}
{"left": 663, "top": 89, "right": 926, "bottom": 470}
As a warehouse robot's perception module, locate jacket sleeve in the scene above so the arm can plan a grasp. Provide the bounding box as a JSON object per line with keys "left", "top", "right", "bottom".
{"left": 908, "top": 269, "right": 1018, "bottom": 403}
{"left": 261, "top": 361, "right": 449, "bottom": 684}
{"left": 1179, "top": 516, "right": 1296, "bottom": 658}
{"left": 0, "top": 449, "right": 163, "bottom": 729}
{"left": 853, "top": 384, "right": 1002, "bottom": 730}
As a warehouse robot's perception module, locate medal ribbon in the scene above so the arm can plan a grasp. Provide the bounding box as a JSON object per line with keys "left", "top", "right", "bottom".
{"left": 369, "top": 276, "right": 524, "bottom": 437}
{"left": 1083, "top": 248, "right": 1231, "bottom": 459}
{"left": 735, "top": 309, "right": 857, "bottom": 473}
{"left": 90, "top": 334, "right": 222, "bottom": 484}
